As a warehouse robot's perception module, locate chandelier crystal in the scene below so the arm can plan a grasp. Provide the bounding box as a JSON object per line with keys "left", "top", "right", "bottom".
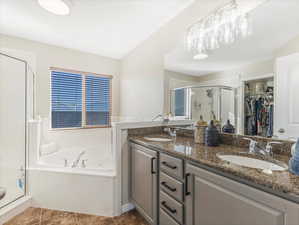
{"left": 186, "top": 0, "right": 251, "bottom": 58}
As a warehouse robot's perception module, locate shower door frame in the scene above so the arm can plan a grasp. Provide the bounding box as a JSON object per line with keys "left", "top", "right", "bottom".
{"left": 0, "top": 52, "right": 28, "bottom": 209}
{"left": 170, "top": 85, "right": 236, "bottom": 125}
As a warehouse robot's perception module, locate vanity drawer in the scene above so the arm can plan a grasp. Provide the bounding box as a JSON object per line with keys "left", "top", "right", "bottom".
{"left": 160, "top": 172, "right": 183, "bottom": 202}
{"left": 160, "top": 153, "right": 183, "bottom": 179}
{"left": 160, "top": 191, "right": 183, "bottom": 224}
{"left": 160, "top": 209, "right": 180, "bottom": 225}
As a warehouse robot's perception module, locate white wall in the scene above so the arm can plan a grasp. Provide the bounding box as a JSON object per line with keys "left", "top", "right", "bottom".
{"left": 275, "top": 35, "right": 299, "bottom": 58}
{"left": 120, "top": 0, "right": 228, "bottom": 121}
{"left": 0, "top": 34, "right": 121, "bottom": 119}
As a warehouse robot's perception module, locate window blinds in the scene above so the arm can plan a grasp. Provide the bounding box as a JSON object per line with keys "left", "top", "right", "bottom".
{"left": 51, "top": 70, "right": 111, "bottom": 129}
{"left": 85, "top": 75, "right": 111, "bottom": 126}
{"left": 51, "top": 71, "right": 83, "bottom": 128}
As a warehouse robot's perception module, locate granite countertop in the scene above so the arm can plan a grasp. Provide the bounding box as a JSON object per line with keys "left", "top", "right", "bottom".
{"left": 130, "top": 134, "right": 299, "bottom": 203}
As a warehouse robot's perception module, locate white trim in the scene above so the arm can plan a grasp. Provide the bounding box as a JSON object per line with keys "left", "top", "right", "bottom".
{"left": 240, "top": 73, "right": 274, "bottom": 82}
{"left": 122, "top": 203, "right": 135, "bottom": 213}
{"left": 0, "top": 196, "right": 33, "bottom": 224}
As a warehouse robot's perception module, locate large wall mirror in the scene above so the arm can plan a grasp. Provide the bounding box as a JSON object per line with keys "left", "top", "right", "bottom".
{"left": 170, "top": 86, "right": 236, "bottom": 130}
{"left": 164, "top": 0, "right": 299, "bottom": 140}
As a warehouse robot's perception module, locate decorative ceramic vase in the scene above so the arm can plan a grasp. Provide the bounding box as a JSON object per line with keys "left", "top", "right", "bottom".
{"left": 205, "top": 120, "right": 220, "bottom": 146}
{"left": 222, "top": 120, "right": 235, "bottom": 134}
{"left": 211, "top": 111, "right": 221, "bottom": 132}
{"left": 194, "top": 116, "right": 207, "bottom": 144}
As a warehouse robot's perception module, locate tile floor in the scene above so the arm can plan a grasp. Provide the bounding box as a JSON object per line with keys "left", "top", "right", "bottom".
{"left": 4, "top": 207, "right": 149, "bottom": 225}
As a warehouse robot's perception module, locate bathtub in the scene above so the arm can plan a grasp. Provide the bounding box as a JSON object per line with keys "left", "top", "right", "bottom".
{"left": 36, "top": 147, "right": 115, "bottom": 176}
{"left": 27, "top": 147, "right": 117, "bottom": 216}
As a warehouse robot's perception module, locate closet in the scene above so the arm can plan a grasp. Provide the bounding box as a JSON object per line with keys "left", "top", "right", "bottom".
{"left": 244, "top": 77, "right": 274, "bottom": 138}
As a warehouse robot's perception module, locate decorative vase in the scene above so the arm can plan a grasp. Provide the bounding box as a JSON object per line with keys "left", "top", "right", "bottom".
{"left": 205, "top": 120, "right": 220, "bottom": 146}
{"left": 222, "top": 120, "right": 235, "bottom": 134}
{"left": 194, "top": 116, "right": 207, "bottom": 144}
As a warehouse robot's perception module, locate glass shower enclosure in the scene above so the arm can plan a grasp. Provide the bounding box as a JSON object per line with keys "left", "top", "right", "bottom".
{"left": 0, "top": 53, "right": 27, "bottom": 208}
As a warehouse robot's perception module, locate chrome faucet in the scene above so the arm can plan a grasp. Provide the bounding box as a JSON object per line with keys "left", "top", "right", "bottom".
{"left": 152, "top": 114, "right": 170, "bottom": 122}
{"left": 243, "top": 138, "right": 267, "bottom": 156}
{"left": 164, "top": 127, "right": 177, "bottom": 138}
{"left": 243, "top": 138, "right": 260, "bottom": 154}
{"left": 152, "top": 114, "right": 163, "bottom": 121}
{"left": 243, "top": 138, "right": 281, "bottom": 157}
{"left": 71, "top": 151, "right": 86, "bottom": 168}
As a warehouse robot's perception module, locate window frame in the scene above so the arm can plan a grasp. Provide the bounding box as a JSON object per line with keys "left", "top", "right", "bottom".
{"left": 50, "top": 67, "right": 113, "bottom": 130}
{"left": 171, "top": 87, "right": 191, "bottom": 120}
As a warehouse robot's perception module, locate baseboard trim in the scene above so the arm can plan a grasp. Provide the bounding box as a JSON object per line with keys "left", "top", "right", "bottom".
{"left": 0, "top": 196, "right": 33, "bottom": 224}
{"left": 122, "top": 203, "right": 135, "bottom": 213}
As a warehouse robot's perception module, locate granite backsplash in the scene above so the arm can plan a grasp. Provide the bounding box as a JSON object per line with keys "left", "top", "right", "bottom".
{"left": 127, "top": 126, "right": 295, "bottom": 157}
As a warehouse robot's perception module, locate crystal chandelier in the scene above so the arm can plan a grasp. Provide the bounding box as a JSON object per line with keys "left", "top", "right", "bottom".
{"left": 186, "top": 0, "right": 251, "bottom": 59}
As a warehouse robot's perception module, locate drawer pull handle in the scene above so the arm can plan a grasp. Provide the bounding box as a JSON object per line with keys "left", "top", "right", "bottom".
{"left": 161, "top": 182, "right": 177, "bottom": 192}
{"left": 161, "top": 201, "right": 177, "bottom": 214}
{"left": 185, "top": 173, "right": 191, "bottom": 196}
{"left": 162, "top": 161, "right": 177, "bottom": 170}
{"left": 151, "top": 157, "right": 156, "bottom": 174}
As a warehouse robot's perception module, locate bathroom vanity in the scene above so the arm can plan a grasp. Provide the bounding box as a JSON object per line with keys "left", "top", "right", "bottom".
{"left": 129, "top": 135, "right": 299, "bottom": 225}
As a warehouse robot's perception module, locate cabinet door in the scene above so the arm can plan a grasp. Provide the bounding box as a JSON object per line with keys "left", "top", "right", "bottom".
{"left": 276, "top": 53, "right": 299, "bottom": 139}
{"left": 131, "top": 143, "right": 157, "bottom": 224}
{"left": 185, "top": 164, "right": 299, "bottom": 225}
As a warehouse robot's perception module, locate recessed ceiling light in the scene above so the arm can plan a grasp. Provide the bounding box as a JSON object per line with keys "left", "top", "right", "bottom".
{"left": 38, "top": 0, "right": 71, "bottom": 16}
{"left": 193, "top": 53, "right": 208, "bottom": 60}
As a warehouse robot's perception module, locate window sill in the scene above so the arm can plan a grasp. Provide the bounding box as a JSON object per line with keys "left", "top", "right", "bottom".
{"left": 49, "top": 125, "right": 111, "bottom": 131}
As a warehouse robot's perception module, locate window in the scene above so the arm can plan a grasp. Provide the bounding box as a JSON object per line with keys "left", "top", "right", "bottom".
{"left": 51, "top": 68, "right": 112, "bottom": 129}
{"left": 174, "top": 88, "right": 186, "bottom": 116}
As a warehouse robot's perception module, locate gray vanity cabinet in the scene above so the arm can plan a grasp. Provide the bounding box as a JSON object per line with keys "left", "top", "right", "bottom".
{"left": 131, "top": 143, "right": 158, "bottom": 225}
{"left": 185, "top": 163, "right": 299, "bottom": 225}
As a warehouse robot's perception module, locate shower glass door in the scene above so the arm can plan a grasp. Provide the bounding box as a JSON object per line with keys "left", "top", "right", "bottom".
{"left": 0, "top": 53, "right": 26, "bottom": 208}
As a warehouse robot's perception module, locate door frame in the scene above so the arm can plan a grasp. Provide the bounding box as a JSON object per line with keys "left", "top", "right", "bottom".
{"left": 238, "top": 73, "right": 275, "bottom": 135}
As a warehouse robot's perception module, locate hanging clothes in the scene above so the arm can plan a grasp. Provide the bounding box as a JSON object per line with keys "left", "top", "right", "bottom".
{"left": 266, "top": 104, "right": 274, "bottom": 137}
{"left": 244, "top": 96, "right": 273, "bottom": 137}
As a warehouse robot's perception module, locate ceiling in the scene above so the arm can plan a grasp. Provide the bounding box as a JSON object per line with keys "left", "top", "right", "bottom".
{"left": 0, "top": 0, "right": 193, "bottom": 59}
{"left": 164, "top": 0, "right": 299, "bottom": 76}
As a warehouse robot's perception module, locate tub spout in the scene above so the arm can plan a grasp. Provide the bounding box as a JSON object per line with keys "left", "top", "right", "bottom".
{"left": 71, "top": 151, "right": 86, "bottom": 168}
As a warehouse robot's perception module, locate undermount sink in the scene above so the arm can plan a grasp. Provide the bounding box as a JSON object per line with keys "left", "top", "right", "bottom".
{"left": 217, "top": 153, "right": 288, "bottom": 172}
{"left": 144, "top": 137, "right": 173, "bottom": 142}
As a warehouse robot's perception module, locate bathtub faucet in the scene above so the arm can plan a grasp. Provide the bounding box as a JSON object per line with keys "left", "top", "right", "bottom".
{"left": 71, "top": 151, "right": 86, "bottom": 168}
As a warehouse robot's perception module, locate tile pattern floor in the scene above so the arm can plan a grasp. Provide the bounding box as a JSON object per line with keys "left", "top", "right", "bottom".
{"left": 4, "top": 207, "right": 149, "bottom": 225}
